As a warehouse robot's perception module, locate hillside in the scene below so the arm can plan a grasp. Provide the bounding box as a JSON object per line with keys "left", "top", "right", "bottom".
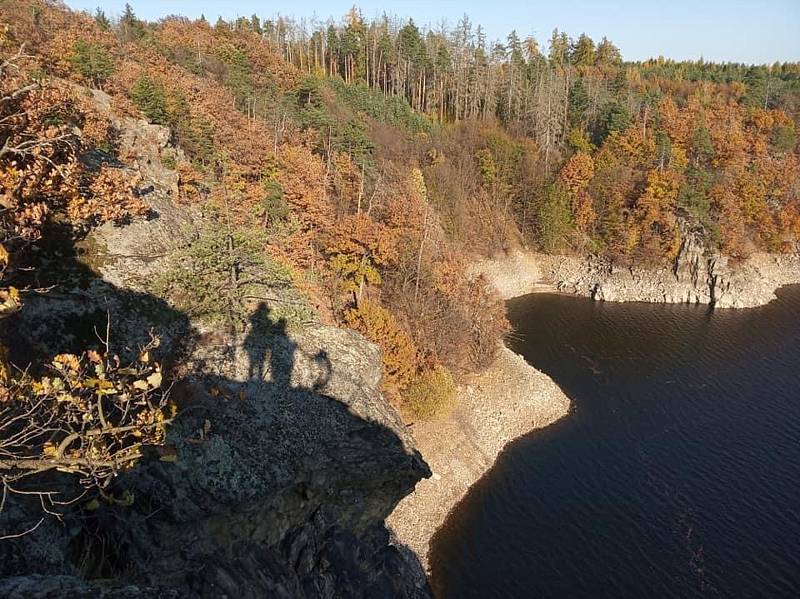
{"left": 3, "top": 1, "right": 799, "bottom": 407}
{"left": 0, "top": 0, "right": 799, "bottom": 595}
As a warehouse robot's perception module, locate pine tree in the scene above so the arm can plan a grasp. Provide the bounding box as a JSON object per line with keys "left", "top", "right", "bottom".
{"left": 571, "top": 34, "right": 596, "bottom": 67}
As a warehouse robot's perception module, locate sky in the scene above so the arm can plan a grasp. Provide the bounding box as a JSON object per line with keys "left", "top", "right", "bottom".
{"left": 65, "top": 0, "right": 800, "bottom": 64}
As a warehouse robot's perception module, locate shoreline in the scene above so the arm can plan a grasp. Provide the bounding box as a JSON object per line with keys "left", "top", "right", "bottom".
{"left": 387, "top": 346, "right": 571, "bottom": 570}
{"left": 471, "top": 249, "right": 800, "bottom": 307}
{"left": 387, "top": 246, "right": 800, "bottom": 573}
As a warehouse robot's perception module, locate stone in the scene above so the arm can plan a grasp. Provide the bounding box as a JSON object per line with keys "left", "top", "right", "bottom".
{"left": 0, "top": 86, "right": 432, "bottom": 598}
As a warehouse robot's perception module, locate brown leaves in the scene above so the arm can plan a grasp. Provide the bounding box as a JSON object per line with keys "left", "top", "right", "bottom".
{"left": 344, "top": 301, "right": 417, "bottom": 393}
{"left": 0, "top": 56, "right": 145, "bottom": 263}
{"left": 559, "top": 152, "right": 595, "bottom": 196}
{"left": 69, "top": 165, "right": 147, "bottom": 224}
{"left": 0, "top": 341, "right": 174, "bottom": 492}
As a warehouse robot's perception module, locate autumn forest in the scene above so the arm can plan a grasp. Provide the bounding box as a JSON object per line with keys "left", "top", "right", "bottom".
{"left": 2, "top": 0, "right": 800, "bottom": 422}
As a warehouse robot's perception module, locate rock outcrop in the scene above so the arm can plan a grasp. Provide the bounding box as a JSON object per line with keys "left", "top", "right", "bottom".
{"left": 0, "top": 102, "right": 431, "bottom": 598}
{"left": 472, "top": 245, "right": 800, "bottom": 308}
{"left": 1, "top": 322, "right": 431, "bottom": 598}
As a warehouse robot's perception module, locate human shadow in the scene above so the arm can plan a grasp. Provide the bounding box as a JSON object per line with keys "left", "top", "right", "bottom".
{"left": 0, "top": 220, "right": 431, "bottom": 598}
{"left": 244, "top": 301, "right": 295, "bottom": 389}
{"left": 244, "top": 302, "right": 335, "bottom": 394}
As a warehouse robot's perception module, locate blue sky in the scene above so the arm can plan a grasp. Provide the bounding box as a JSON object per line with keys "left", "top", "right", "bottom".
{"left": 65, "top": 0, "right": 800, "bottom": 64}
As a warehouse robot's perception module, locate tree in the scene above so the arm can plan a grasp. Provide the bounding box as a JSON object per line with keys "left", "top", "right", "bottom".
{"left": 595, "top": 37, "right": 621, "bottom": 66}
{"left": 344, "top": 301, "right": 417, "bottom": 393}
{"left": 571, "top": 33, "right": 596, "bottom": 67}
{"left": 69, "top": 39, "right": 115, "bottom": 88}
{"left": 129, "top": 75, "right": 169, "bottom": 124}
{"left": 119, "top": 3, "right": 145, "bottom": 41}
{"left": 548, "top": 29, "right": 569, "bottom": 66}
{"left": 94, "top": 8, "right": 110, "bottom": 30}
{"left": 325, "top": 214, "right": 398, "bottom": 305}
{"left": 594, "top": 102, "right": 632, "bottom": 145}
{"left": 536, "top": 184, "right": 574, "bottom": 251}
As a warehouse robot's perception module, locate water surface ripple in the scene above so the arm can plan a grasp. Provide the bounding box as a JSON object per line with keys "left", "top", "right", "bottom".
{"left": 429, "top": 286, "right": 800, "bottom": 598}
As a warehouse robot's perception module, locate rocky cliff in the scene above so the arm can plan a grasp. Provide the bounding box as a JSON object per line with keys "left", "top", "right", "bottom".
{"left": 0, "top": 102, "right": 431, "bottom": 598}
{"left": 473, "top": 241, "right": 800, "bottom": 308}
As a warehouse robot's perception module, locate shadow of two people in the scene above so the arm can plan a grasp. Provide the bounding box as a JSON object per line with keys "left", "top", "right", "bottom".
{"left": 244, "top": 301, "right": 331, "bottom": 392}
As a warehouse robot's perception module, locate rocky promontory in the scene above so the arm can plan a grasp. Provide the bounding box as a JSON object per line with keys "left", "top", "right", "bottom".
{"left": 0, "top": 106, "right": 432, "bottom": 598}
{"left": 387, "top": 347, "right": 570, "bottom": 570}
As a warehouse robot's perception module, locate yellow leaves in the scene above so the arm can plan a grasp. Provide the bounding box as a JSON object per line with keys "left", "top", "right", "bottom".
{"left": 146, "top": 371, "right": 163, "bottom": 388}
{"left": 571, "top": 190, "right": 597, "bottom": 234}
{"left": 84, "top": 378, "right": 117, "bottom": 395}
{"left": 328, "top": 253, "right": 381, "bottom": 293}
{"left": 670, "top": 145, "right": 689, "bottom": 170}
{"left": 133, "top": 366, "right": 162, "bottom": 390}
{"left": 344, "top": 301, "right": 417, "bottom": 392}
{"left": 53, "top": 353, "right": 81, "bottom": 373}
{"left": 0, "top": 286, "right": 21, "bottom": 318}
{"left": 2, "top": 337, "right": 174, "bottom": 496}
{"left": 408, "top": 167, "right": 428, "bottom": 202}
{"left": 43, "top": 442, "right": 59, "bottom": 458}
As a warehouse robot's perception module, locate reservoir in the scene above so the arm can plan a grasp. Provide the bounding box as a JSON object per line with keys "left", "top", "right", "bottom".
{"left": 429, "top": 286, "right": 800, "bottom": 598}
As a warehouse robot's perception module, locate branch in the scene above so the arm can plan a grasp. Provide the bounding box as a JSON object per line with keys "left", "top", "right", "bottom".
{"left": 0, "top": 82, "right": 39, "bottom": 105}
{"left": 0, "top": 517, "right": 44, "bottom": 540}
{"left": 0, "top": 452, "right": 143, "bottom": 474}
{"left": 0, "top": 133, "right": 75, "bottom": 159}
{"left": 0, "top": 44, "right": 34, "bottom": 75}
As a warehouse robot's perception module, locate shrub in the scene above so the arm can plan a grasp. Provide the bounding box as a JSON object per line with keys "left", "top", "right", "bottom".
{"left": 535, "top": 184, "right": 575, "bottom": 252}
{"left": 254, "top": 180, "right": 289, "bottom": 227}
{"left": 772, "top": 125, "right": 796, "bottom": 153}
{"left": 130, "top": 76, "right": 169, "bottom": 125}
{"left": 150, "top": 223, "right": 314, "bottom": 330}
{"left": 344, "top": 300, "right": 417, "bottom": 392}
{"left": 69, "top": 39, "right": 115, "bottom": 88}
{"left": 0, "top": 343, "right": 173, "bottom": 524}
{"left": 402, "top": 365, "right": 456, "bottom": 420}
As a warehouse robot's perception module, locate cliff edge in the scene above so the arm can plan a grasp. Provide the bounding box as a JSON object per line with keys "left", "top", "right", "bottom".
{"left": 0, "top": 107, "right": 431, "bottom": 598}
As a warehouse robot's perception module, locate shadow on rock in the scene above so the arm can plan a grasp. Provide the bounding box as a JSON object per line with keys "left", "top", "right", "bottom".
{"left": 0, "top": 221, "right": 431, "bottom": 598}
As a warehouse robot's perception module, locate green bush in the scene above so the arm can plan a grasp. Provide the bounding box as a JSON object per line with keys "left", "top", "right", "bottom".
{"left": 70, "top": 40, "right": 115, "bottom": 88}
{"left": 535, "top": 183, "right": 575, "bottom": 252}
{"left": 772, "top": 125, "right": 796, "bottom": 153}
{"left": 402, "top": 365, "right": 457, "bottom": 420}
{"left": 130, "top": 76, "right": 169, "bottom": 125}
{"left": 150, "top": 223, "right": 315, "bottom": 330}
{"left": 254, "top": 179, "right": 289, "bottom": 226}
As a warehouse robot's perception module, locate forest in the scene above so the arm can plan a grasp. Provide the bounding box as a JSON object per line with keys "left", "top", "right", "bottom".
{"left": 1, "top": 0, "right": 799, "bottom": 431}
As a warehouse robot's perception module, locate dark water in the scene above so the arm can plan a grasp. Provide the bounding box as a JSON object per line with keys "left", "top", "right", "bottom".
{"left": 429, "top": 286, "right": 800, "bottom": 598}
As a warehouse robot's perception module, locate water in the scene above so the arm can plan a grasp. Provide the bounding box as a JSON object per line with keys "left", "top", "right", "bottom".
{"left": 429, "top": 286, "right": 800, "bottom": 598}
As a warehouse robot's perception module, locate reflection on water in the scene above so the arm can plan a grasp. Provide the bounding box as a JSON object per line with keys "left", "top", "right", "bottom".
{"left": 430, "top": 286, "right": 800, "bottom": 598}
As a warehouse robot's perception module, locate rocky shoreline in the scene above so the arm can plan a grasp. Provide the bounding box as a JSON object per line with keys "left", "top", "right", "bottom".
{"left": 388, "top": 242, "right": 800, "bottom": 574}
{"left": 387, "top": 348, "right": 570, "bottom": 570}
{"left": 472, "top": 246, "right": 800, "bottom": 308}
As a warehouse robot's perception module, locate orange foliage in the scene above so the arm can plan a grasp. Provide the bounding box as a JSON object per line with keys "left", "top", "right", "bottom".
{"left": 559, "top": 152, "right": 595, "bottom": 195}
{"left": 344, "top": 300, "right": 418, "bottom": 393}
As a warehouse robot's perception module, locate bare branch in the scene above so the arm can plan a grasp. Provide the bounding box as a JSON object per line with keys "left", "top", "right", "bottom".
{"left": 0, "top": 517, "right": 44, "bottom": 540}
